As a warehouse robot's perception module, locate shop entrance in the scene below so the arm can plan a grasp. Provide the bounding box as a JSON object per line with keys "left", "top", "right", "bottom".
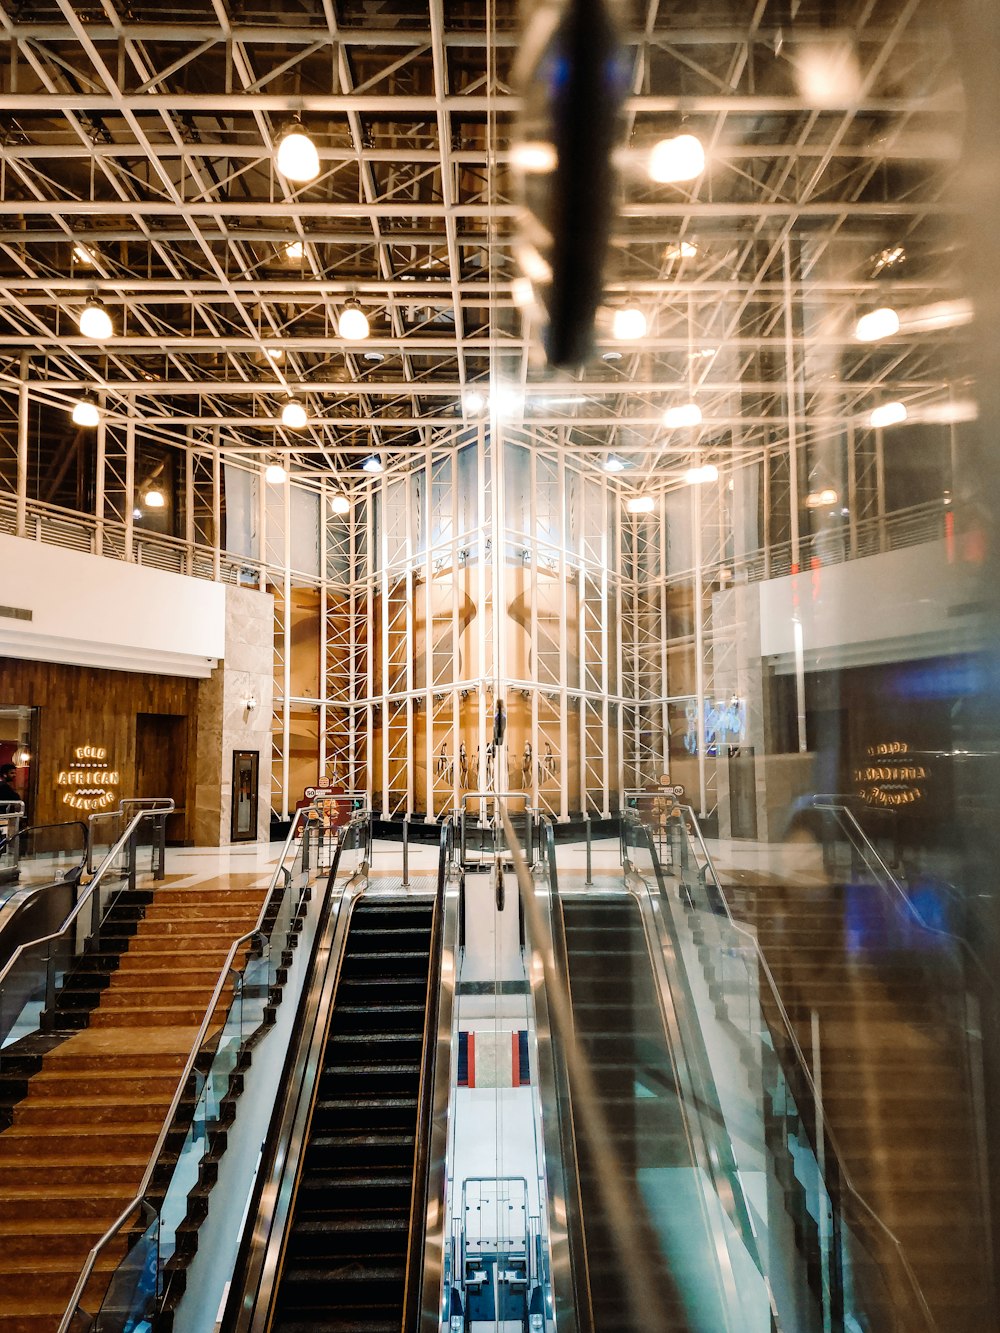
{"left": 135, "top": 713, "right": 188, "bottom": 842}
{"left": 0, "top": 705, "right": 39, "bottom": 822}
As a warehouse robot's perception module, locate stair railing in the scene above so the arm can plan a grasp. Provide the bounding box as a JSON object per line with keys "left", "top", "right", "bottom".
{"left": 56, "top": 800, "right": 340, "bottom": 1333}
{"left": 665, "top": 805, "right": 939, "bottom": 1333}
{"left": 0, "top": 799, "right": 173, "bottom": 1054}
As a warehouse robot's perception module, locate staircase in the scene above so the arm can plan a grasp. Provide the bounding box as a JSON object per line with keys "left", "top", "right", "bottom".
{"left": 269, "top": 897, "right": 434, "bottom": 1333}
{"left": 737, "top": 880, "right": 992, "bottom": 1333}
{"left": 0, "top": 871, "right": 269, "bottom": 1333}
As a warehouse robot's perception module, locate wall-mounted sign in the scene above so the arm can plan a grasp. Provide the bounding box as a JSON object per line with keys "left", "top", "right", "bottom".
{"left": 57, "top": 744, "right": 120, "bottom": 812}
{"left": 854, "top": 741, "right": 928, "bottom": 809}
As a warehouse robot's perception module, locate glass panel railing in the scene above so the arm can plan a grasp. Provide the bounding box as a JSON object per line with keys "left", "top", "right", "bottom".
{"left": 0, "top": 802, "right": 173, "bottom": 1052}
{"left": 664, "top": 806, "right": 939, "bottom": 1333}
{"left": 57, "top": 807, "right": 368, "bottom": 1333}
{"left": 4, "top": 820, "right": 87, "bottom": 892}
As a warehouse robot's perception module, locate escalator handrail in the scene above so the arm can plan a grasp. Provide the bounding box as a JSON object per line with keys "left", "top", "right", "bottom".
{"left": 220, "top": 813, "right": 371, "bottom": 1333}
{"left": 0, "top": 800, "right": 174, "bottom": 999}
{"left": 657, "top": 807, "right": 939, "bottom": 1333}
{"left": 56, "top": 802, "right": 332, "bottom": 1333}
{"left": 405, "top": 816, "right": 454, "bottom": 1331}
{"left": 621, "top": 839, "right": 777, "bottom": 1329}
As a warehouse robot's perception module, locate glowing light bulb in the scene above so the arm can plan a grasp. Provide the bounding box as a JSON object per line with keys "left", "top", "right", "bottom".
{"left": 604, "top": 456, "right": 625, "bottom": 473}
{"left": 281, "top": 400, "right": 307, "bottom": 429}
{"left": 362, "top": 456, "right": 383, "bottom": 473}
{"left": 511, "top": 140, "right": 558, "bottom": 173}
{"left": 265, "top": 461, "right": 288, "bottom": 484}
{"left": 663, "top": 402, "right": 702, "bottom": 428}
{"left": 331, "top": 492, "right": 351, "bottom": 515}
{"left": 284, "top": 239, "right": 305, "bottom": 261}
{"left": 684, "top": 464, "right": 719, "bottom": 485}
{"left": 79, "top": 300, "right": 113, "bottom": 341}
{"left": 869, "top": 401, "right": 907, "bottom": 428}
{"left": 627, "top": 496, "right": 655, "bottom": 513}
{"left": 337, "top": 305, "right": 370, "bottom": 340}
{"left": 143, "top": 487, "right": 165, "bottom": 509}
{"left": 276, "top": 125, "right": 319, "bottom": 183}
{"left": 806, "top": 487, "right": 839, "bottom": 508}
{"left": 648, "top": 133, "right": 705, "bottom": 184}
{"left": 855, "top": 307, "right": 900, "bottom": 342}
{"left": 612, "top": 307, "right": 647, "bottom": 341}
{"left": 71, "top": 397, "right": 100, "bottom": 427}
{"left": 511, "top": 277, "right": 534, "bottom": 310}
{"left": 73, "top": 242, "right": 96, "bottom": 266}
{"left": 463, "top": 390, "right": 486, "bottom": 414}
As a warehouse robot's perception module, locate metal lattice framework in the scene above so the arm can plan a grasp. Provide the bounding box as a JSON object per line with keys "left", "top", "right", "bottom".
{"left": 0, "top": 0, "right": 970, "bottom": 818}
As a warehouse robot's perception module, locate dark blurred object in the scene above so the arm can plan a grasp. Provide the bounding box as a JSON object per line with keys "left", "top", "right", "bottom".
{"left": 513, "top": 0, "right": 629, "bottom": 368}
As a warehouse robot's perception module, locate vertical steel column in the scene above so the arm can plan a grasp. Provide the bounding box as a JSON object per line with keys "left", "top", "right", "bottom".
{"left": 365, "top": 483, "right": 375, "bottom": 809}
{"left": 783, "top": 237, "right": 801, "bottom": 572}
{"left": 875, "top": 426, "right": 887, "bottom": 552}
{"left": 319, "top": 478, "right": 328, "bottom": 783}
{"left": 124, "top": 418, "right": 135, "bottom": 562}
{"left": 405, "top": 468, "right": 415, "bottom": 816}
{"left": 529, "top": 448, "right": 540, "bottom": 808}
{"left": 847, "top": 419, "right": 858, "bottom": 559}
{"left": 94, "top": 408, "right": 106, "bottom": 557}
{"left": 258, "top": 462, "right": 268, "bottom": 593}
{"left": 659, "top": 493, "right": 670, "bottom": 778}
{"left": 379, "top": 473, "right": 391, "bottom": 816}
{"left": 184, "top": 427, "right": 195, "bottom": 574}
{"left": 556, "top": 452, "right": 569, "bottom": 821}
{"left": 15, "top": 367, "right": 28, "bottom": 538}
{"left": 693, "top": 481, "right": 708, "bottom": 818}
{"left": 451, "top": 452, "right": 461, "bottom": 813}
{"left": 600, "top": 472, "right": 611, "bottom": 817}
{"left": 211, "top": 431, "right": 221, "bottom": 581}
{"left": 614, "top": 503, "right": 625, "bottom": 809}
{"left": 281, "top": 476, "right": 292, "bottom": 819}
{"left": 423, "top": 443, "right": 435, "bottom": 819}
{"left": 477, "top": 424, "right": 489, "bottom": 790}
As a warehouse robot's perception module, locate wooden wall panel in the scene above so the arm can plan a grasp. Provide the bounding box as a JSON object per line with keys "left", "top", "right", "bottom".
{"left": 0, "top": 656, "right": 201, "bottom": 838}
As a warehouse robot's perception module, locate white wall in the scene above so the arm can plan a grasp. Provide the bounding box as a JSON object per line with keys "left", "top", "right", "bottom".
{"left": 759, "top": 538, "right": 983, "bottom": 672}
{"left": 0, "top": 533, "right": 225, "bottom": 678}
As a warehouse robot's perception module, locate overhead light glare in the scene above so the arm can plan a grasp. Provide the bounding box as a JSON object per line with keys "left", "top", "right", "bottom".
{"left": 463, "top": 390, "right": 486, "bottom": 414}
{"left": 331, "top": 492, "right": 351, "bottom": 515}
{"left": 281, "top": 400, "right": 307, "bottom": 429}
{"left": 79, "top": 300, "right": 113, "bottom": 341}
{"left": 806, "top": 487, "right": 839, "bottom": 508}
{"left": 663, "top": 402, "right": 702, "bottom": 429}
{"left": 901, "top": 299, "right": 974, "bottom": 335}
{"left": 627, "top": 496, "right": 655, "bottom": 514}
{"left": 684, "top": 464, "right": 719, "bottom": 486}
{"left": 73, "top": 242, "right": 97, "bottom": 266}
{"left": 511, "top": 277, "right": 534, "bottom": 310}
{"left": 363, "top": 350, "right": 385, "bottom": 363}
{"left": 143, "top": 487, "right": 165, "bottom": 509}
{"left": 284, "top": 239, "right": 305, "bottom": 261}
{"left": 648, "top": 133, "right": 705, "bottom": 184}
{"left": 265, "top": 347, "right": 285, "bottom": 363}
{"left": 362, "top": 455, "right": 384, "bottom": 473}
{"left": 869, "top": 401, "right": 908, "bottom": 428}
{"left": 612, "top": 306, "right": 647, "bottom": 341}
{"left": 265, "top": 461, "right": 288, "bottom": 484}
{"left": 854, "top": 306, "right": 900, "bottom": 342}
{"left": 665, "top": 240, "right": 698, "bottom": 261}
{"left": 337, "top": 304, "right": 370, "bottom": 340}
{"left": 71, "top": 396, "right": 100, "bottom": 428}
{"left": 604, "top": 456, "right": 625, "bottom": 473}
{"left": 511, "top": 140, "right": 558, "bottom": 173}
{"left": 275, "top": 124, "right": 320, "bottom": 183}
{"left": 602, "top": 350, "right": 624, "bottom": 363}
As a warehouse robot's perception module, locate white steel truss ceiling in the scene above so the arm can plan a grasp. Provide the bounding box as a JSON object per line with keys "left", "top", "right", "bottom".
{"left": 0, "top": 0, "right": 965, "bottom": 493}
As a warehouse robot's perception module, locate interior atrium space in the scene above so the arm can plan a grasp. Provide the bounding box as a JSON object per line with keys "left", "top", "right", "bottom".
{"left": 0, "top": 0, "right": 999, "bottom": 1331}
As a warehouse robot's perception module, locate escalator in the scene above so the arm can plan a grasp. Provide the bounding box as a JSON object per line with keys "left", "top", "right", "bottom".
{"left": 560, "top": 895, "right": 692, "bottom": 1333}
{"left": 270, "top": 898, "right": 434, "bottom": 1330}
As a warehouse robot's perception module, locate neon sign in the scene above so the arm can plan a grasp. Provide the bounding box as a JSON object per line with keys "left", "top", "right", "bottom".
{"left": 57, "top": 744, "right": 120, "bottom": 812}
{"left": 854, "top": 741, "right": 928, "bottom": 808}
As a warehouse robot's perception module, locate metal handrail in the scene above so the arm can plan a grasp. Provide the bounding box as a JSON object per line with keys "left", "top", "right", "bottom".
{"left": 57, "top": 802, "right": 325, "bottom": 1333}
{"left": 663, "top": 806, "right": 938, "bottom": 1332}
{"left": 0, "top": 800, "right": 174, "bottom": 1002}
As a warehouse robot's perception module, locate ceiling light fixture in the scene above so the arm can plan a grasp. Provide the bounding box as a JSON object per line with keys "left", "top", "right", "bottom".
{"left": 265, "top": 347, "right": 285, "bottom": 364}
{"left": 648, "top": 133, "right": 705, "bottom": 184}
{"left": 71, "top": 395, "right": 101, "bottom": 428}
{"left": 363, "top": 350, "right": 385, "bottom": 363}
{"left": 869, "top": 401, "right": 908, "bottom": 428}
{"left": 337, "top": 303, "right": 370, "bottom": 341}
{"left": 362, "top": 455, "right": 384, "bottom": 473}
{"left": 854, "top": 306, "right": 900, "bottom": 342}
{"left": 281, "top": 399, "right": 307, "bottom": 429}
{"left": 79, "top": 299, "right": 113, "bottom": 341}
{"left": 612, "top": 306, "right": 647, "bottom": 341}
{"left": 73, "top": 242, "right": 97, "bottom": 266}
{"left": 143, "top": 486, "right": 165, "bottom": 509}
{"left": 330, "top": 492, "right": 351, "bottom": 515}
{"left": 265, "top": 459, "right": 288, "bottom": 484}
{"left": 463, "top": 390, "right": 486, "bottom": 414}
{"left": 806, "top": 487, "right": 839, "bottom": 508}
{"left": 275, "top": 121, "right": 320, "bottom": 183}
{"left": 511, "top": 277, "right": 535, "bottom": 310}
{"left": 284, "top": 239, "right": 305, "bottom": 261}
{"left": 684, "top": 464, "right": 719, "bottom": 486}
{"left": 627, "top": 496, "right": 655, "bottom": 514}
{"left": 604, "top": 456, "right": 625, "bottom": 473}
{"left": 602, "top": 350, "right": 624, "bottom": 363}
{"left": 511, "top": 140, "right": 558, "bottom": 173}
{"left": 663, "top": 402, "right": 702, "bottom": 428}
{"left": 665, "top": 240, "right": 698, "bottom": 261}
